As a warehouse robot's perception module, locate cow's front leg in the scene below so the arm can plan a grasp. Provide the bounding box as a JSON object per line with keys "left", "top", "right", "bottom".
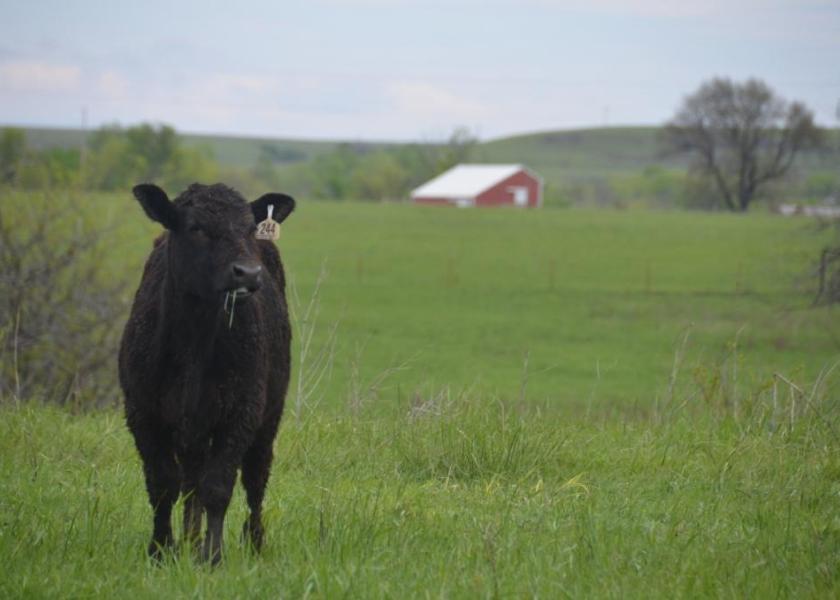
{"left": 199, "top": 460, "right": 237, "bottom": 565}
{"left": 127, "top": 414, "right": 180, "bottom": 560}
{"left": 198, "top": 411, "right": 261, "bottom": 565}
{"left": 177, "top": 447, "right": 207, "bottom": 553}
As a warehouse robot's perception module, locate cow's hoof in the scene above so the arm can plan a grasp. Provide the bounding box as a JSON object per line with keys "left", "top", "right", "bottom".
{"left": 201, "top": 538, "right": 223, "bottom": 566}
{"left": 147, "top": 535, "right": 174, "bottom": 562}
{"left": 242, "top": 519, "right": 264, "bottom": 552}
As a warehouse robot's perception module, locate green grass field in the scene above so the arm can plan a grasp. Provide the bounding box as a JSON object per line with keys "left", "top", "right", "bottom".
{"left": 1, "top": 194, "right": 839, "bottom": 597}
{"left": 81, "top": 197, "right": 839, "bottom": 416}
{"left": 274, "top": 203, "right": 838, "bottom": 416}
{"left": 2, "top": 398, "right": 838, "bottom": 597}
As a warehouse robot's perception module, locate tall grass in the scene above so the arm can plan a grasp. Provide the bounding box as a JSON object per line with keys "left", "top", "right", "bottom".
{"left": 288, "top": 260, "right": 339, "bottom": 422}
{"left": 1, "top": 364, "right": 838, "bottom": 597}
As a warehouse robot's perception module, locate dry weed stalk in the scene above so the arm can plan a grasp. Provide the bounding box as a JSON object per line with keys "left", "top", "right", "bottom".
{"left": 288, "top": 260, "right": 339, "bottom": 422}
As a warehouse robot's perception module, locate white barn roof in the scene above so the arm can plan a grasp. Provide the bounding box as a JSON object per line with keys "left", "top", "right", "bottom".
{"left": 410, "top": 164, "right": 525, "bottom": 199}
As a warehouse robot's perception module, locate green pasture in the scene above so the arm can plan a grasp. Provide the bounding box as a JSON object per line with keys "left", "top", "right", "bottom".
{"left": 2, "top": 191, "right": 840, "bottom": 597}
{"left": 27, "top": 192, "right": 840, "bottom": 413}
{"left": 275, "top": 202, "right": 837, "bottom": 414}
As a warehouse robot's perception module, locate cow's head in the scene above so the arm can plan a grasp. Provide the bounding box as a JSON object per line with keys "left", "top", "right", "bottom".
{"left": 132, "top": 183, "right": 294, "bottom": 301}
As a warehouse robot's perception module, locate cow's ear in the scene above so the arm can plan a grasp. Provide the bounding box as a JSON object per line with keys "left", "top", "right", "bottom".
{"left": 251, "top": 193, "right": 295, "bottom": 225}
{"left": 133, "top": 184, "right": 181, "bottom": 230}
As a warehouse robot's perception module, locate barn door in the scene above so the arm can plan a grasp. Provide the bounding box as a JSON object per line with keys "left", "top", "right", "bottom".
{"left": 509, "top": 186, "right": 529, "bottom": 207}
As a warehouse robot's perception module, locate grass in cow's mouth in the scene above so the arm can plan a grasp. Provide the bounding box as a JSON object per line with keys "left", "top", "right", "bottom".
{"left": 224, "top": 287, "right": 257, "bottom": 328}
{"left": 224, "top": 290, "right": 239, "bottom": 328}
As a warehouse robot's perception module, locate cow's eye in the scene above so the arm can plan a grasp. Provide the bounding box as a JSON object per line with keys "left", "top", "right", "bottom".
{"left": 188, "top": 224, "right": 208, "bottom": 239}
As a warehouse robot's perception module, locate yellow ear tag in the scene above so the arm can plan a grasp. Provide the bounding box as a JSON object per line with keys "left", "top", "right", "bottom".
{"left": 256, "top": 204, "right": 280, "bottom": 241}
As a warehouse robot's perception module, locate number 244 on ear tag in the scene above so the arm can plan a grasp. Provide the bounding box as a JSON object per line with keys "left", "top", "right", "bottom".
{"left": 256, "top": 205, "right": 281, "bottom": 241}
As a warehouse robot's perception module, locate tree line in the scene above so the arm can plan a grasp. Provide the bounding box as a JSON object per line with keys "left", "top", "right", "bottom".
{"left": 0, "top": 123, "right": 476, "bottom": 204}
{"left": 0, "top": 124, "right": 219, "bottom": 194}
{"left": 0, "top": 78, "right": 835, "bottom": 213}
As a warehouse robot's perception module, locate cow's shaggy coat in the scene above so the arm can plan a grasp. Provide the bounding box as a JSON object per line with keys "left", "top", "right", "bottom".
{"left": 119, "top": 183, "right": 294, "bottom": 563}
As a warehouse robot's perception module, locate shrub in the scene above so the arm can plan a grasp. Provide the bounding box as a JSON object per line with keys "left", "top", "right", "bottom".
{"left": 0, "top": 190, "right": 127, "bottom": 407}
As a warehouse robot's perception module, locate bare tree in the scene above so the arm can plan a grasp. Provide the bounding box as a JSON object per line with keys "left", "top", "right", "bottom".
{"left": 664, "top": 78, "right": 823, "bottom": 211}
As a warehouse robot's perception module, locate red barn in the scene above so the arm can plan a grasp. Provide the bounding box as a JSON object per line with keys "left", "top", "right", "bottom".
{"left": 411, "top": 164, "right": 543, "bottom": 208}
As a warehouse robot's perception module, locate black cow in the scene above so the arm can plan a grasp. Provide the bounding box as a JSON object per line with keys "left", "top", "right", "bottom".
{"left": 119, "top": 183, "right": 294, "bottom": 563}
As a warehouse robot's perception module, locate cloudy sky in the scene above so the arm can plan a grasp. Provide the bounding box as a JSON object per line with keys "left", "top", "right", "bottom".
{"left": 2, "top": 0, "right": 838, "bottom": 141}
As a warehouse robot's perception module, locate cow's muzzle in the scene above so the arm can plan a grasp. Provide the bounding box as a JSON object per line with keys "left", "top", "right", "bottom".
{"left": 225, "top": 262, "right": 263, "bottom": 297}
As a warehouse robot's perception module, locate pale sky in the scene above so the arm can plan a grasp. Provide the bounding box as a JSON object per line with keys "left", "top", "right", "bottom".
{"left": 1, "top": 0, "right": 838, "bottom": 141}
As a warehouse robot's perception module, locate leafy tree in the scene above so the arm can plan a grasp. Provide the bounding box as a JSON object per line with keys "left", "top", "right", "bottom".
{"left": 18, "top": 148, "right": 81, "bottom": 189}
{"left": 664, "top": 78, "right": 823, "bottom": 211}
{"left": 436, "top": 126, "right": 477, "bottom": 173}
{"left": 350, "top": 152, "right": 409, "bottom": 201}
{"left": 1, "top": 129, "right": 83, "bottom": 190}
{"left": 85, "top": 123, "right": 184, "bottom": 190}
{"left": 258, "top": 143, "right": 306, "bottom": 164}
{"left": 251, "top": 145, "right": 289, "bottom": 192}
{"left": 161, "top": 145, "right": 218, "bottom": 193}
{"left": 393, "top": 143, "right": 445, "bottom": 190}
{"left": 1, "top": 128, "right": 26, "bottom": 184}
{"left": 305, "top": 127, "right": 477, "bottom": 201}
{"left": 87, "top": 124, "right": 125, "bottom": 153}
{"left": 125, "top": 123, "right": 178, "bottom": 180}
{"left": 310, "top": 144, "right": 360, "bottom": 200}
{"left": 85, "top": 133, "right": 147, "bottom": 191}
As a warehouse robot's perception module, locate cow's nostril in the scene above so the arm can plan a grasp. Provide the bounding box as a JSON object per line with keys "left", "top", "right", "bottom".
{"left": 231, "top": 263, "right": 262, "bottom": 282}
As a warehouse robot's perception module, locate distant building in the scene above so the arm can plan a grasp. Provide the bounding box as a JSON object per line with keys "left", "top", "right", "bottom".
{"left": 777, "top": 203, "right": 840, "bottom": 218}
{"left": 411, "top": 164, "right": 543, "bottom": 208}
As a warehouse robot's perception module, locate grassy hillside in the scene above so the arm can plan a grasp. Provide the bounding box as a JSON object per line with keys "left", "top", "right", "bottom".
{"left": 477, "top": 127, "right": 683, "bottom": 180}
{"left": 0, "top": 124, "right": 696, "bottom": 181}
{"left": 479, "top": 127, "right": 839, "bottom": 177}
